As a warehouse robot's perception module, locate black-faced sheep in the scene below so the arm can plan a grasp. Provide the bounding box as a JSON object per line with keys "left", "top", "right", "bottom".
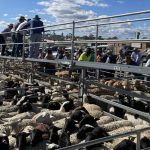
{"left": 113, "top": 139, "right": 136, "bottom": 150}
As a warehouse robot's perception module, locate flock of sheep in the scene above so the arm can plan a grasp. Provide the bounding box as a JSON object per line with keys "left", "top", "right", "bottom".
{"left": 0, "top": 71, "right": 150, "bottom": 150}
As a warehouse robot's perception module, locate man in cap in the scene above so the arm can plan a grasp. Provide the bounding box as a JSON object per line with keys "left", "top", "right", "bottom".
{"left": 22, "top": 15, "right": 44, "bottom": 58}
{"left": 0, "top": 24, "right": 13, "bottom": 55}
{"left": 11, "top": 16, "right": 26, "bottom": 57}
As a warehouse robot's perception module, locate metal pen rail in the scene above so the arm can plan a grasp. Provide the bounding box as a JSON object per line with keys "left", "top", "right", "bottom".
{"left": 58, "top": 127, "right": 150, "bottom": 150}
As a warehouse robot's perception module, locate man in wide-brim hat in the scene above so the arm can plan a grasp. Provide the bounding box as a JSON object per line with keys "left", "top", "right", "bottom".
{"left": 23, "top": 14, "right": 44, "bottom": 58}
{"left": 33, "top": 15, "right": 41, "bottom": 19}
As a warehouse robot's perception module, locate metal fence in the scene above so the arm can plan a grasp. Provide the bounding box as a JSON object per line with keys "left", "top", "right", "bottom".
{"left": 0, "top": 10, "right": 150, "bottom": 150}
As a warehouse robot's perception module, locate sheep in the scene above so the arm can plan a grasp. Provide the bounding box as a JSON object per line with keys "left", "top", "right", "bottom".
{"left": 40, "top": 109, "right": 70, "bottom": 121}
{"left": 101, "top": 120, "right": 133, "bottom": 132}
{"left": 31, "top": 123, "right": 50, "bottom": 146}
{"left": 0, "top": 133, "right": 9, "bottom": 150}
{"left": 83, "top": 103, "right": 103, "bottom": 118}
{"left": 53, "top": 118, "right": 66, "bottom": 129}
{"left": 140, "top": 136, "right": 150, "bottom": 149}
{"left": 63, "top": 117, "right": 78, "bottom": 134}
{"left": 58, "top": 130, "right": 71, "bottom": 148}
{"left": 8, "top": 135, "right": 16, "bottom": 149}
{"left": 0, "top": 112, "right": 12, "bottom": 119}
{"left": 97, "top": 116, "right": 114, "bottom": 125}
{"left": 0, "top": 80, "right": 7, "bottom": 90}
{"left": 107, "top": 101, "right": 126, "bottom": 119}
{"left": 43, "top": 101, "right": 61, "bottom": 110}
{"left": 59, "top": 99, "right": 75, "bottom": 112}
{"left": 18, "top": 101, "right": 33, "bottom": 113}
{"left": 3, "top": 112, "right": 35, "bottom": 123}
{"left": 0, "top": 105, "right": 18, "bottom": 112}
{"left": 77, "top": 124, "right": 94, "bottom": 140}
{"left": 108, "top": 126, "right": 135, "bottom": 136}
{"left": 79, "top": 114, "right": 99, "bottom": 129}
{"left": 113, "top": 139, "right": 136, "bottom": 150}
{"left": 46, "top": 143, "right": 60, "bottom": 150}
{"left": 52, "top": 96, "right": 66, "bottom": 103}
{"left": 32, "top": 112, "right": 55, "bottom": 125}
{"left": 12, "top": 132, "right": 30, "bottom": 150}
{"left": 134, "top": 124, "right": 150, "bottom": 138}
{"left": 125, "top": 113, "right": 150, "bottom": 126}
{"left": 0, "top": 125, "right": 10, "bottom": 135}
{"left": 49, "top": 125, "right": 61, "bottom": 144}
{"left": 70, "top": 109, "right": 88, "bottom": 123}
{"left": 85, "top": 127, "right": 110, "bottom": 150}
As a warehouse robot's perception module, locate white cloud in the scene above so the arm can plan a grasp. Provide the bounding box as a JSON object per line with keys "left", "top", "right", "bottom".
{"left": 116, "top": 0, "right": 125, "bottom": 4}
{"left": 0, "top": 20, "right": 10, "bottom": 31}
{"left": 36, "top": 0, "right": 109, "bottom": 23}
{"left": 3, "top": 13, "right": 8, "bottom": 17}
{"left": 29, "top": 9, "right": 46, "bottom": 15}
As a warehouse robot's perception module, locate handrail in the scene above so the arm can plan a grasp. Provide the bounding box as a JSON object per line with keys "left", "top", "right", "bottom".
{"left": 0, "top": 10, "right": 150, "bottom": 35}
{"left": 0, "top": 57, "right": 149, "bottom": 75}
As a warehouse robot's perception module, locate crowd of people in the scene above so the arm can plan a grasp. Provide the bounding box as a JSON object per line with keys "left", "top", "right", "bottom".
{"left": 0, "top": 15, "right": 44, "bottom": 57}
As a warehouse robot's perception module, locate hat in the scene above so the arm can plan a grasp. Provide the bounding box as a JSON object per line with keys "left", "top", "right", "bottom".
{"left": 8, "top": 24, "right": 13, "bottom": 27}
{"left": 19, "top": 16, "right": 26, "bottom": 20}
{"left": 33, "top": 15, "right": 41, "bottom": 19}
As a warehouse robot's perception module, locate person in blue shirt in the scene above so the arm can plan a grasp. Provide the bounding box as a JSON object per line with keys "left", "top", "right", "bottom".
{"left": 22, "top": 15, "right": 44, "bottom": 58}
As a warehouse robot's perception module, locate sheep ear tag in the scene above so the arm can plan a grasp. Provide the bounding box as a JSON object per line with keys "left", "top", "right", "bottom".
{"left": 128, "top": 136, "right": 136, "bottom": 141}
{"left": 74, "top": 120, "right": 78, "bottom": 124}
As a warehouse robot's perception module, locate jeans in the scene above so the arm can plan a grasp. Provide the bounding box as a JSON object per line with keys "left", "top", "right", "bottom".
{"left": 11, "top": 34, "right": 17, "bottom": 57}
{"left": 29, "top": 33, "right": 42, "bottom": 58}
{"left": 16, "top": 33, "right": 23, "bottom": 57}
{"left": 0, "top": 35, "right": 6, "bottom": 56}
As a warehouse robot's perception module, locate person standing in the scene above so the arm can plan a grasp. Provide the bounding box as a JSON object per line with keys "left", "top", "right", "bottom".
{"left": 25, "top": 15, "right": 44, "bottom": 58}
{"left": 78, "top": 47, "right": 93, "bottom": 61}
{"left": 11, "top": 16, "right": 26, "bottom": 57}
{"left": 0, "top": 24, "right": 13, "bottom": 56}
{"left": 16, "top": 19, "right": 31, "bottom": 57}
{"left": 131, "top": 48, "right": 142, "bottom": 66}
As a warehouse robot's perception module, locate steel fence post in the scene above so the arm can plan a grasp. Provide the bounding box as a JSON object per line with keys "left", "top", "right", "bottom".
{"left": 136, "top": 131, "right": 141, "bottom": 150}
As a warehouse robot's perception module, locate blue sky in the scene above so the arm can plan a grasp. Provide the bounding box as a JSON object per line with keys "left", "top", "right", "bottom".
{"left": 0, "top": 0, "right": 150, "bottom": 38}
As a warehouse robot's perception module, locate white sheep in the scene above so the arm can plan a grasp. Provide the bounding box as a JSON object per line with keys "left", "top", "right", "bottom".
{"left": 8, "top": 135, "right": 16, "bottom": 149}
{"left": 32, "top": 112, "right": 55, "bottom": 125}
{"left": 0, "top": 105, "right": 18, "bottom": 113}
{"left": 101, "top": 120, "right": 133, "bottom": 132}
{"left": 125, "top": 113, "right": 150, "bottom": 126}
{"left": 134, "top": 124, "right": 150, "bottom": 138}
{"left": 3, "top": 112, "right": 35, "bottom": 123}
{"left": 83, "top": 103, "right": 103, "bottom": 118}
{"left": 97, "top": 116, "right": 114, "bottom": 126}
{"left": 0, "top": 80, "right": 7, "bottom": 90}
{"left": 53, "top": 118, "right": 66, "bottom": 129}
{"left": 40, "top": 109, "right": 70, "bottom": 121}
{"left": 52, "top": 96, "right": 66, "bottom": 103}
{"left": 108, "top": 126, "right": 135, "bottom": 136}
{"left": 0, "top": 125, "right": 9, "bottom": 135}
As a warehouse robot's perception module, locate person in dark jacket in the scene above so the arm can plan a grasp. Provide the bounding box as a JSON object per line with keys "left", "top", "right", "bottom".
{"left": 0, "top": 24, "right": 13, "bottom": 56}
{"left": 21, "top": 15, "right": 44, "bottom": 58}
{"left": 11, "top": 16, "right": 26, "bottom": 57}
